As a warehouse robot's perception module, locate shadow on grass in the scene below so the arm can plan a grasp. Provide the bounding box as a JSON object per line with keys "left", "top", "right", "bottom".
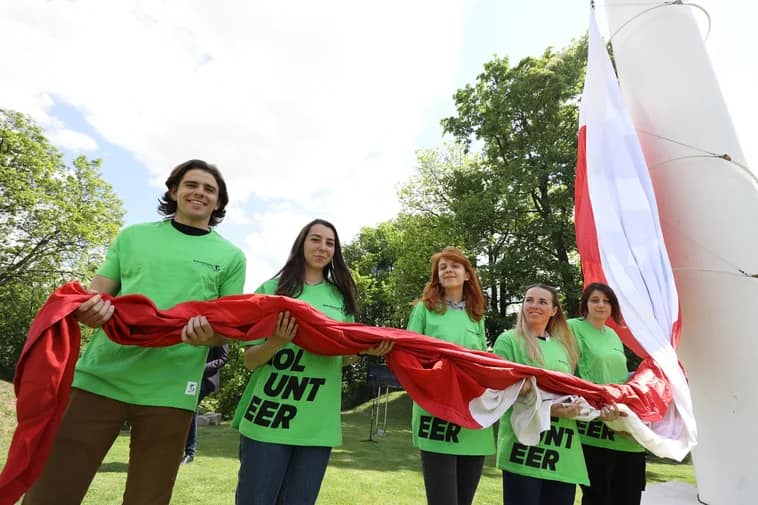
{"left": 328, "top": 392, "right": 463, "bottom": 473}
{"left": 98, "top": 462, "right": 129, "bottom": 473}
{"left": 195, "top": 392, "right": 435, "bottom": 473}
{"left": 647, "top": 469, "right": 678, "bottom": 484}
{"left": 647, "top": 454, "right": 692, "bottom": 465}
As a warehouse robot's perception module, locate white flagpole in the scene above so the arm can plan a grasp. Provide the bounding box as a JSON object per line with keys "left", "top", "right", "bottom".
{"left": 603, "top": 2, "right": 757, "bottom": 504}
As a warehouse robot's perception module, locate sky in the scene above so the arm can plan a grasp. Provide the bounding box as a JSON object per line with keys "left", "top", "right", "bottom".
{"left": 1, "top": 0, "right": 755, "bottom": 291}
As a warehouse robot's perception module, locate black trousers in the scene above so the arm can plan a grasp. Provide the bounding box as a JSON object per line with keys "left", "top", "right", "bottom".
{"left": 419, "top": 450, "right": 485, "bottom": 505}
{"left": 579, "top": 444, "right": 646, "bottom": 505}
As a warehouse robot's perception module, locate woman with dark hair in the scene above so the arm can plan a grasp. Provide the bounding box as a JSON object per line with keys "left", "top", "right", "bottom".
{"left": 407, "top": 247, "right": 493, "bottom": 505}
{"left": 569, "top": 282, "right": 646, "bottom": 505}
{"left": 493, "top": 283, "right": 588, "bottom": 505}
{"left": 233, "top": 219, "right": 392, "bottom": 505}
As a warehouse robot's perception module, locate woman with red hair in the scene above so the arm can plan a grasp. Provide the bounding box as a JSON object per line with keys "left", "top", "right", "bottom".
{"left": 407, "top": 247, "right": 494, "bottom": 505}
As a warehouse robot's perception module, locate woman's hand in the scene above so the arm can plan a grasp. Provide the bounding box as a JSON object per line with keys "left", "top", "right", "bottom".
{"left": 270, "top": 311, "right": 298, "bottom": 347}
{"left": 242, "top": 312, "right": 298, "bottom": 370}
{"left": 518, "top": 378, "right": 533, "bottom": 398}
{"left": 74, "top": 292, "right": 115, "bottom": 328}
{"left": 550, "top": 398, "right": 582, "bottom": 419}
{"left": 360, "top": 340, "right": 394, "bottom": 357}
{"left": 599, "top": 403, "right": 627, "bottom": 422}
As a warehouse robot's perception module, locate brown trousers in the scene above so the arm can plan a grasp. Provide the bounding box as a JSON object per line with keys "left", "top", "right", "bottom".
{"left": 22, "top": 388, "right": 193, "bottom": 505}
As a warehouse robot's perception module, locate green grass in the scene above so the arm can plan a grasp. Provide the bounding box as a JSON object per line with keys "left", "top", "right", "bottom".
{"left": 0, "top": 383, "right": 694, "bottom": 504}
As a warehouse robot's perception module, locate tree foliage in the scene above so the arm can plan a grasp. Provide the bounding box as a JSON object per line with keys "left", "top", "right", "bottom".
{"left": 0, "top": 108, "right": 124, "bottom": 380}
{"left": 441, "top": 38, "right": 588, "bottom": 317}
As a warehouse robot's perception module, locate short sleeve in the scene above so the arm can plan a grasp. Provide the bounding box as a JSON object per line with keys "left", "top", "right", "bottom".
{"left": 220, "top": 249, "right": 246, "bottom": 296}
{"left": 493, "top": 331, "right": 517, "bottom": 361}
{"left": 96, "top": 231, "right": 123, "bottom": 282}
{"left": 406, "top": 303, "right": 427, "bottom": 335}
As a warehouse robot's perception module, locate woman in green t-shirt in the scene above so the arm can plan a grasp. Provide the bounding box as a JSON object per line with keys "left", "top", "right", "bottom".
{"left": 493, "top": 283, "right": 586, "bottom": 505}
{"left": 568, "top": 282, "right": 646, "bottom": 505}
{"left": 233, "top": 219, "right": 393, "bottom": 505}
{"left": 407, "top": 246, "right": 494, "bottom": 505}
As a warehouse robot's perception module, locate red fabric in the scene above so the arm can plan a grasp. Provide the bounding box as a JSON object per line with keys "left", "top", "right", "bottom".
{"left": 574, "top": 124, "right": 676, "bottom": 416}
{"left": 0, "top": 282, "right": 673, "bottom": 504}
{"left": 0, "top": 286, "right": 88, "bottom": 505}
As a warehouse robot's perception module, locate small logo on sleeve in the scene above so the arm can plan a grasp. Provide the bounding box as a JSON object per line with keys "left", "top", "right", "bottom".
{"left": 185, "top": 382, "right": 198, "bottom": 395}
{"left": 193, "top": 259, "right": 221, "bottom": 272}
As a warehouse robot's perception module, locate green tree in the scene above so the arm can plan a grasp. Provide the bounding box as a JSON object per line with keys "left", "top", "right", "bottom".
{"left": 440, "top": 38, "right": 588, "bottom": 317}
{"left": 0, "top": 108, "right": 124, "bottom": 380}
{"left": 344, "top": 222, "right": 403, "bottom": 328}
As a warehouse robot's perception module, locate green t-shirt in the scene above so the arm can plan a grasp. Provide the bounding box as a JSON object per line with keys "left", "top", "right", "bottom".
{"left": 234, "top": 278, "right": 353, "bottom": 447}
{"left": 568, "top": 318, "right": 645, "bottom": 453}
{"left": 408, "top": 303, "right": 495, "bottom": 456}
{"left": 493, "top": 329, "right": 589, "bottom": 485}
{"left": 73, "top": 220, "right": 246, "bottom": 411}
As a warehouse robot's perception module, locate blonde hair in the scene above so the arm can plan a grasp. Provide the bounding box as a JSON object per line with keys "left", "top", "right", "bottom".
{"left": 514, "top": 283, "right": 578, "bottom": 371}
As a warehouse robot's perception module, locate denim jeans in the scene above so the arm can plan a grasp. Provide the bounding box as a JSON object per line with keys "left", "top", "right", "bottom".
{"left": 235, "top": 436, "right": 332, "bottom": 505}
{"left": 502, "top": 470, "right": 577, "bottom": 505}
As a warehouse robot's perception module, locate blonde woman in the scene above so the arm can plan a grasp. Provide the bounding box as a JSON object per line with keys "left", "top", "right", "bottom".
{"left": 493, "top": 283, "right": 587, "bottom": 505}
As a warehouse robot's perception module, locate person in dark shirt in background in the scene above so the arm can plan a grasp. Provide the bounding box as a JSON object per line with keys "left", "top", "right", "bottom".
{"left": 182, "top": 344, "right": 230, "bottom": 464}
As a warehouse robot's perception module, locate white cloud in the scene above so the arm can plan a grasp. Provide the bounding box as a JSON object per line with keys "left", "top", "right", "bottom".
{"left": 242, "top": 210, "right": 311, "bottom": 291}
{"left": 46, "top": 128, "right": 98, "bottom": 152}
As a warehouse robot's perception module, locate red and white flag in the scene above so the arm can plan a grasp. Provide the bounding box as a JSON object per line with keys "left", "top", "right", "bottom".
{"left": 574, "top": 10, "right": 696, "bottom": 455}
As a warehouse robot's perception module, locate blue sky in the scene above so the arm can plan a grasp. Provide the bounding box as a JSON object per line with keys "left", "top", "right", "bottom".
{"left": 1, "top": 1, "right": 754, "bottom": 290}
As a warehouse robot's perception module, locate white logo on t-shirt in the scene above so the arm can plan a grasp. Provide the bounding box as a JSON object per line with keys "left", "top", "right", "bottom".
{"left": 185, "top": 381, "right": 198, "bottom": 395}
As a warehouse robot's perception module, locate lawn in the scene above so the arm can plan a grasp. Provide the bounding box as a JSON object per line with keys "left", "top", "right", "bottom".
{"left": 0, "top": 383, "right": 694, "bottom": 504}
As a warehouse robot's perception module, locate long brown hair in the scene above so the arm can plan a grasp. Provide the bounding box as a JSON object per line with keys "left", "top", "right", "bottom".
{"left": 420, "top": 247, "right": 484, "bottom": 322}
{"left": 580, "top": 282, "right": 622, "bottom": 324}
{"left": 515, "top": 283, "right": 578, "bottom": 370}
{"left": 274, "top": 219, "right": 359, "bottom": 316}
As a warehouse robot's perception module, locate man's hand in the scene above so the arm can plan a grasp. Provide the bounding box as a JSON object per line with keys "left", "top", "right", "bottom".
{"left": 181, "top": 316, "right": 224, "bottom": 347}
{"left": 74, "top": 292, "right": 115, "bottom": 328}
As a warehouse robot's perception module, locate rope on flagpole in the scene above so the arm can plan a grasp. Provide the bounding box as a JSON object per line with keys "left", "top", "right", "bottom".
{"left": 657, "top": 210, "right": 758, "bottom": 279}
{"left": 641, "top": 131, "right": 758, "bottom": 278}
{"left": 600, "top": 1, "right": 712, "bottom": 43}
{"left": 673, "top": 267, "right": 758, "bottom": 279}
{"left": 640, "top": 129, "right": 755, "bottom": 183}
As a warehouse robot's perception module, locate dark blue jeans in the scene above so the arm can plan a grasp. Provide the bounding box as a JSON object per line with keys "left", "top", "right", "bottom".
{"left": 235, "top": 436, "right": 332, "bottom": 505}
{"left": 502, "top": 470, "right": 577, "bottom": 505}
